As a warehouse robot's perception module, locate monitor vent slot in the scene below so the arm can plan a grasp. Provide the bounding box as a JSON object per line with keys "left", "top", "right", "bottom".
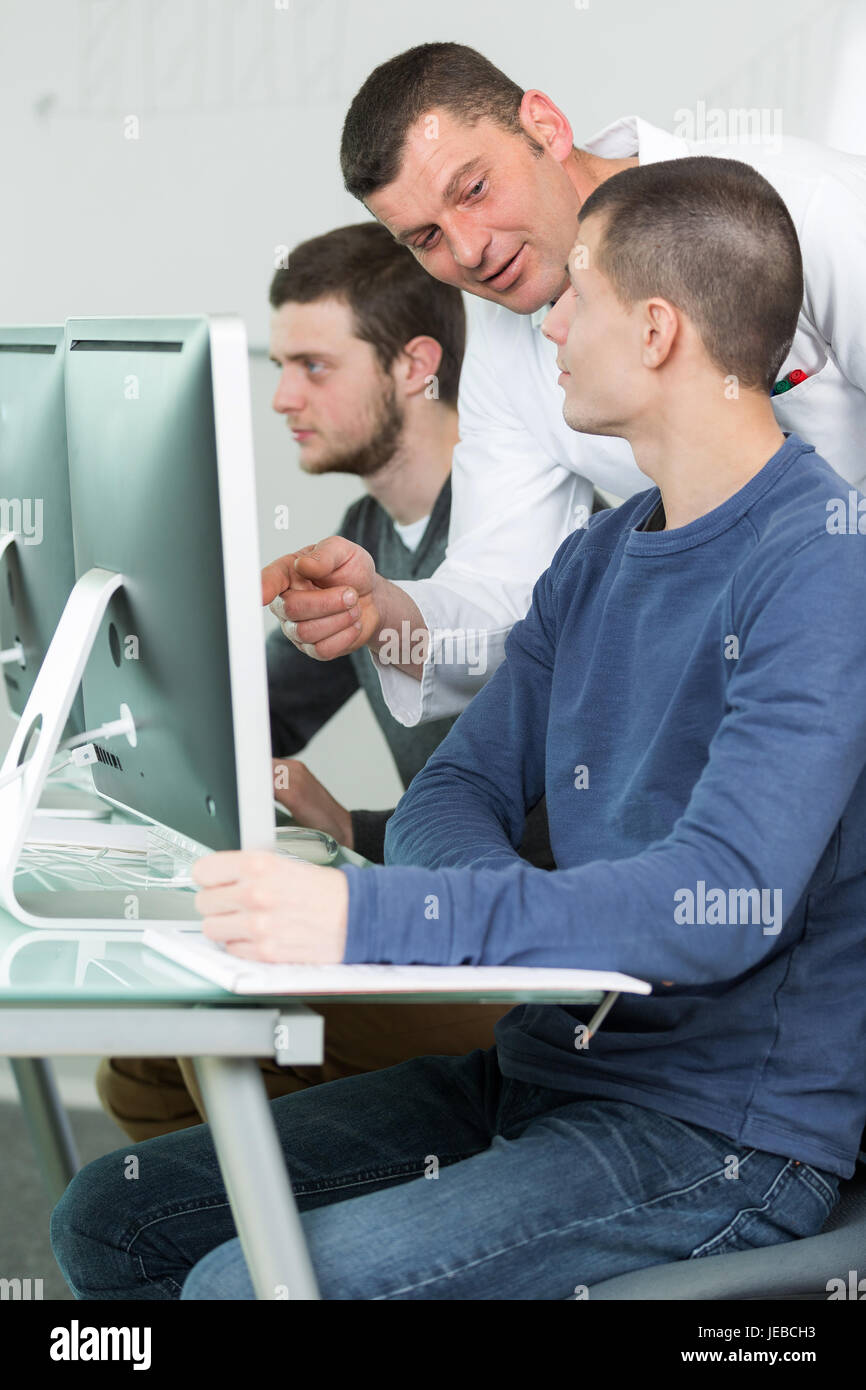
{"left": 69, "top": 340, "right": 183, "bottom": 353}
{"left": 93, "top": 744, "right": 123, "bottom": 771}
{"left": 0, "top": 343, "right": 56, "bottom": 354}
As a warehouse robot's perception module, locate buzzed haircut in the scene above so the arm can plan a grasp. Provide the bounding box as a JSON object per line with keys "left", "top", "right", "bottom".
{"left": 578, "top": 156, "right": 803, "bottom": 393}
{"left": 341, "top": 42, "right": 536, "bottom": 202}
{"left": 269, "top": 221, "right": 465, "bottom": 405}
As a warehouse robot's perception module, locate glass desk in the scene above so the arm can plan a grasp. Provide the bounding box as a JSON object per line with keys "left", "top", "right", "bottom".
{"left": 1, "top": 827, "right": 613, "bottom": 1301}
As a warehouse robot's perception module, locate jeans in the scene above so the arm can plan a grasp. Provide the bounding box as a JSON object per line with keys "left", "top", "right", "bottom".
{"left": 50, "top": 1046, "right": 839, "bottom": 1301}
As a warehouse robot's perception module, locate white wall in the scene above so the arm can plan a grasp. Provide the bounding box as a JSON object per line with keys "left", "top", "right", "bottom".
{"left": 0, "top": 0, "right": 843, "bottom": 339}
{"left": 1, "top": 0, "right": 848, "bottom": 808}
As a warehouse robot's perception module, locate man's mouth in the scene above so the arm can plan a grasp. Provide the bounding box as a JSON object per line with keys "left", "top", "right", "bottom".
{"left": 481, "top": 243, "right": 526, "bottom": 290}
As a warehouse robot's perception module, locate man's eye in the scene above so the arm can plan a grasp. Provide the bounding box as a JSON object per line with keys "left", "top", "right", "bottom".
{"left": 306, "top": 361, "right": 326, "bottom": 375}
{"left": 466, "top": 179, "right": 485, "bottom": 199}
{"left": 416, "top": 229, "right": 441, "bottom": 252}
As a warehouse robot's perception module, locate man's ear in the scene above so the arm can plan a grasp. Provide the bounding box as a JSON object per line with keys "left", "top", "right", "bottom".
{"left": 642, "top": 298, "right": 679, "bottom": 370}
{"left": 396, "top": 335, "right": 445, "bottom": 399}
{"left": 519, "top": 90, "right": 575, "bottom": 162}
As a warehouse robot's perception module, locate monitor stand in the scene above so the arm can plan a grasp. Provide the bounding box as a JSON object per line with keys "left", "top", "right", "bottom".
{"left": 3, "top": 532, "right": 107, "bottom": 822}
{"left": 0, "top": 566, "right": 203, "bottom": 930}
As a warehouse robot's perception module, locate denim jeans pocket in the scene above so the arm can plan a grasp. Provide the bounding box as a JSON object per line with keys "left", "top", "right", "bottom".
{"left": 791, "top": 1161, "right": 840, "bottom": 1224}
{"left": 688, "top": 1157, "right": 836, "bottom": 1259}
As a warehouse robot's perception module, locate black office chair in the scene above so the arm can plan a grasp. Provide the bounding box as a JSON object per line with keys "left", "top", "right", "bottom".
{"left": 588, "top": 1140, "right": 866, "bottom": 1300}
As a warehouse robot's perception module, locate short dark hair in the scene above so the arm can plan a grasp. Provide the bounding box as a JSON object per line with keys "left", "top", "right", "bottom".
{"left": 578, "top": 156, "right": 803, "bottom": 393}
{"left": 269, "top": 221, "right": 465, "bottom": 405}
{"left": 341, "top": 43, "right": 530, "bottom": 201}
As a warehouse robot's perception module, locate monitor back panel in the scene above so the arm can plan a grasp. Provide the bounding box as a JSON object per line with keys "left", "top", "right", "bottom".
{"left": 64, "top": 317, "right": 252, "bottom": 851}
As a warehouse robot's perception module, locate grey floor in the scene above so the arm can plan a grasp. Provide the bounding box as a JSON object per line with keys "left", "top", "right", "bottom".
{"left": 0, "top": 1061, "right": 125, "bottom": 1300}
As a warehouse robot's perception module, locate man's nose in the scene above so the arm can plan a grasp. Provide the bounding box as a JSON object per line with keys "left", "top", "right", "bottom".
{"left": 447, "top": 222, "right": 489, "bottom": 272}
{"left": 272, "top": 367, "right": 305, "bottom": 414}
{"left": 541, "top": 303, "right": 567, "bottom": 345}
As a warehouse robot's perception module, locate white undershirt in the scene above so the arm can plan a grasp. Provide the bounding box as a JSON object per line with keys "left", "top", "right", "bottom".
{"left": 392, "top": 514, "right": 430, "bottom": 552}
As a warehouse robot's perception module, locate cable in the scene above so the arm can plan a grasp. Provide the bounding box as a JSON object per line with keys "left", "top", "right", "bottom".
{"left": 0, "top": 752, "right": 73, "bottom": 794}
{"left": 60, "top": 708, "right": 136, "bottom": 752}
{"left": 15, "top": 842, "right": 195, "bottom": 892}
{"left": 0, "top": 706, "right": 135, "bottom": 795}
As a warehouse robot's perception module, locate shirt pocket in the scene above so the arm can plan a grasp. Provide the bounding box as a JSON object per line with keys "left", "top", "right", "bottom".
{"left": 772, "top": 354, "right": 866, "bottom": 487}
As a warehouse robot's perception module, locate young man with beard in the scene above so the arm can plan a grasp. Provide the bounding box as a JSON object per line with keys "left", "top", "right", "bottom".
{"left": 263, "top": 220, "right": 463, "bottom": 863}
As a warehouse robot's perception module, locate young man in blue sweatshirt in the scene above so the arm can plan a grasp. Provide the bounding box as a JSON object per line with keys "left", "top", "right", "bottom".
{"left": 52, "top": 156, "right": 866, "bottom": 1300}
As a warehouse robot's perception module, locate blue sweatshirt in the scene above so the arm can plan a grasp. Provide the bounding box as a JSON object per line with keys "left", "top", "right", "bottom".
{"left": 340, "top": 433, "right": 866, "bottom": 1178}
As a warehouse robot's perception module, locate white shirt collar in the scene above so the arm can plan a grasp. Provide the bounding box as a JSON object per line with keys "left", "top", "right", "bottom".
{"left": 531, "top": 115, "right": 690, "bottom": 329}
{"left": 579, "top": 113, "right": 690, "bottom": 164}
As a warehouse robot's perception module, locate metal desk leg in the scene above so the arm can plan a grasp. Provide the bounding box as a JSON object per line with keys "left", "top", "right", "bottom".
{"left": 11, "top": 1058, "right": 80, "bottom": 1202}
{"left": 192, "top": 1056, "right": 320, "bottom": 1301}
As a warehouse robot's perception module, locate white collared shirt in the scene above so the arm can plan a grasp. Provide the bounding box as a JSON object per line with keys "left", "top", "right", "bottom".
{"left": 375, "top": 115, "right": 866, "bottom": 725}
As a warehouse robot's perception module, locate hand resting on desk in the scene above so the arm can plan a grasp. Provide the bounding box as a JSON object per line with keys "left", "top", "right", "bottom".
{"left": 191, "top": 852, "right": 348, "bottom": 963}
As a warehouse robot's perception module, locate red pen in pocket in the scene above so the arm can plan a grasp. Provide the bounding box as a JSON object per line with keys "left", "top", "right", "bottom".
{"left": 772, "top": 368, "right": 810, "bottom": 396}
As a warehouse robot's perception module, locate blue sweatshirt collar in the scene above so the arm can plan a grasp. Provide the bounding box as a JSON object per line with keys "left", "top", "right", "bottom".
{"left": 625, "top": 433, "right": 814, "bottom": 555}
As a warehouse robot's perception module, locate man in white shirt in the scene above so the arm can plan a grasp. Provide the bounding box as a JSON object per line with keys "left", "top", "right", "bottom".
{"left": 262, "top": 41, "right": 866, "bottom": 726}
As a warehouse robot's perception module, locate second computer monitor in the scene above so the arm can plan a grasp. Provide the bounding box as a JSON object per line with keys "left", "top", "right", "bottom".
{"left": 0, "top": 325, "right": 83, "bottom": 734}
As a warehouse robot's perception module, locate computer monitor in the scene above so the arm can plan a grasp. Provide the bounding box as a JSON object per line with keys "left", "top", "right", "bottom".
{"left": 0, "top": 326, "right": 84, "bottom": 736}
{"left": 0, "top": 315, "right": 276, "bottom": 928}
